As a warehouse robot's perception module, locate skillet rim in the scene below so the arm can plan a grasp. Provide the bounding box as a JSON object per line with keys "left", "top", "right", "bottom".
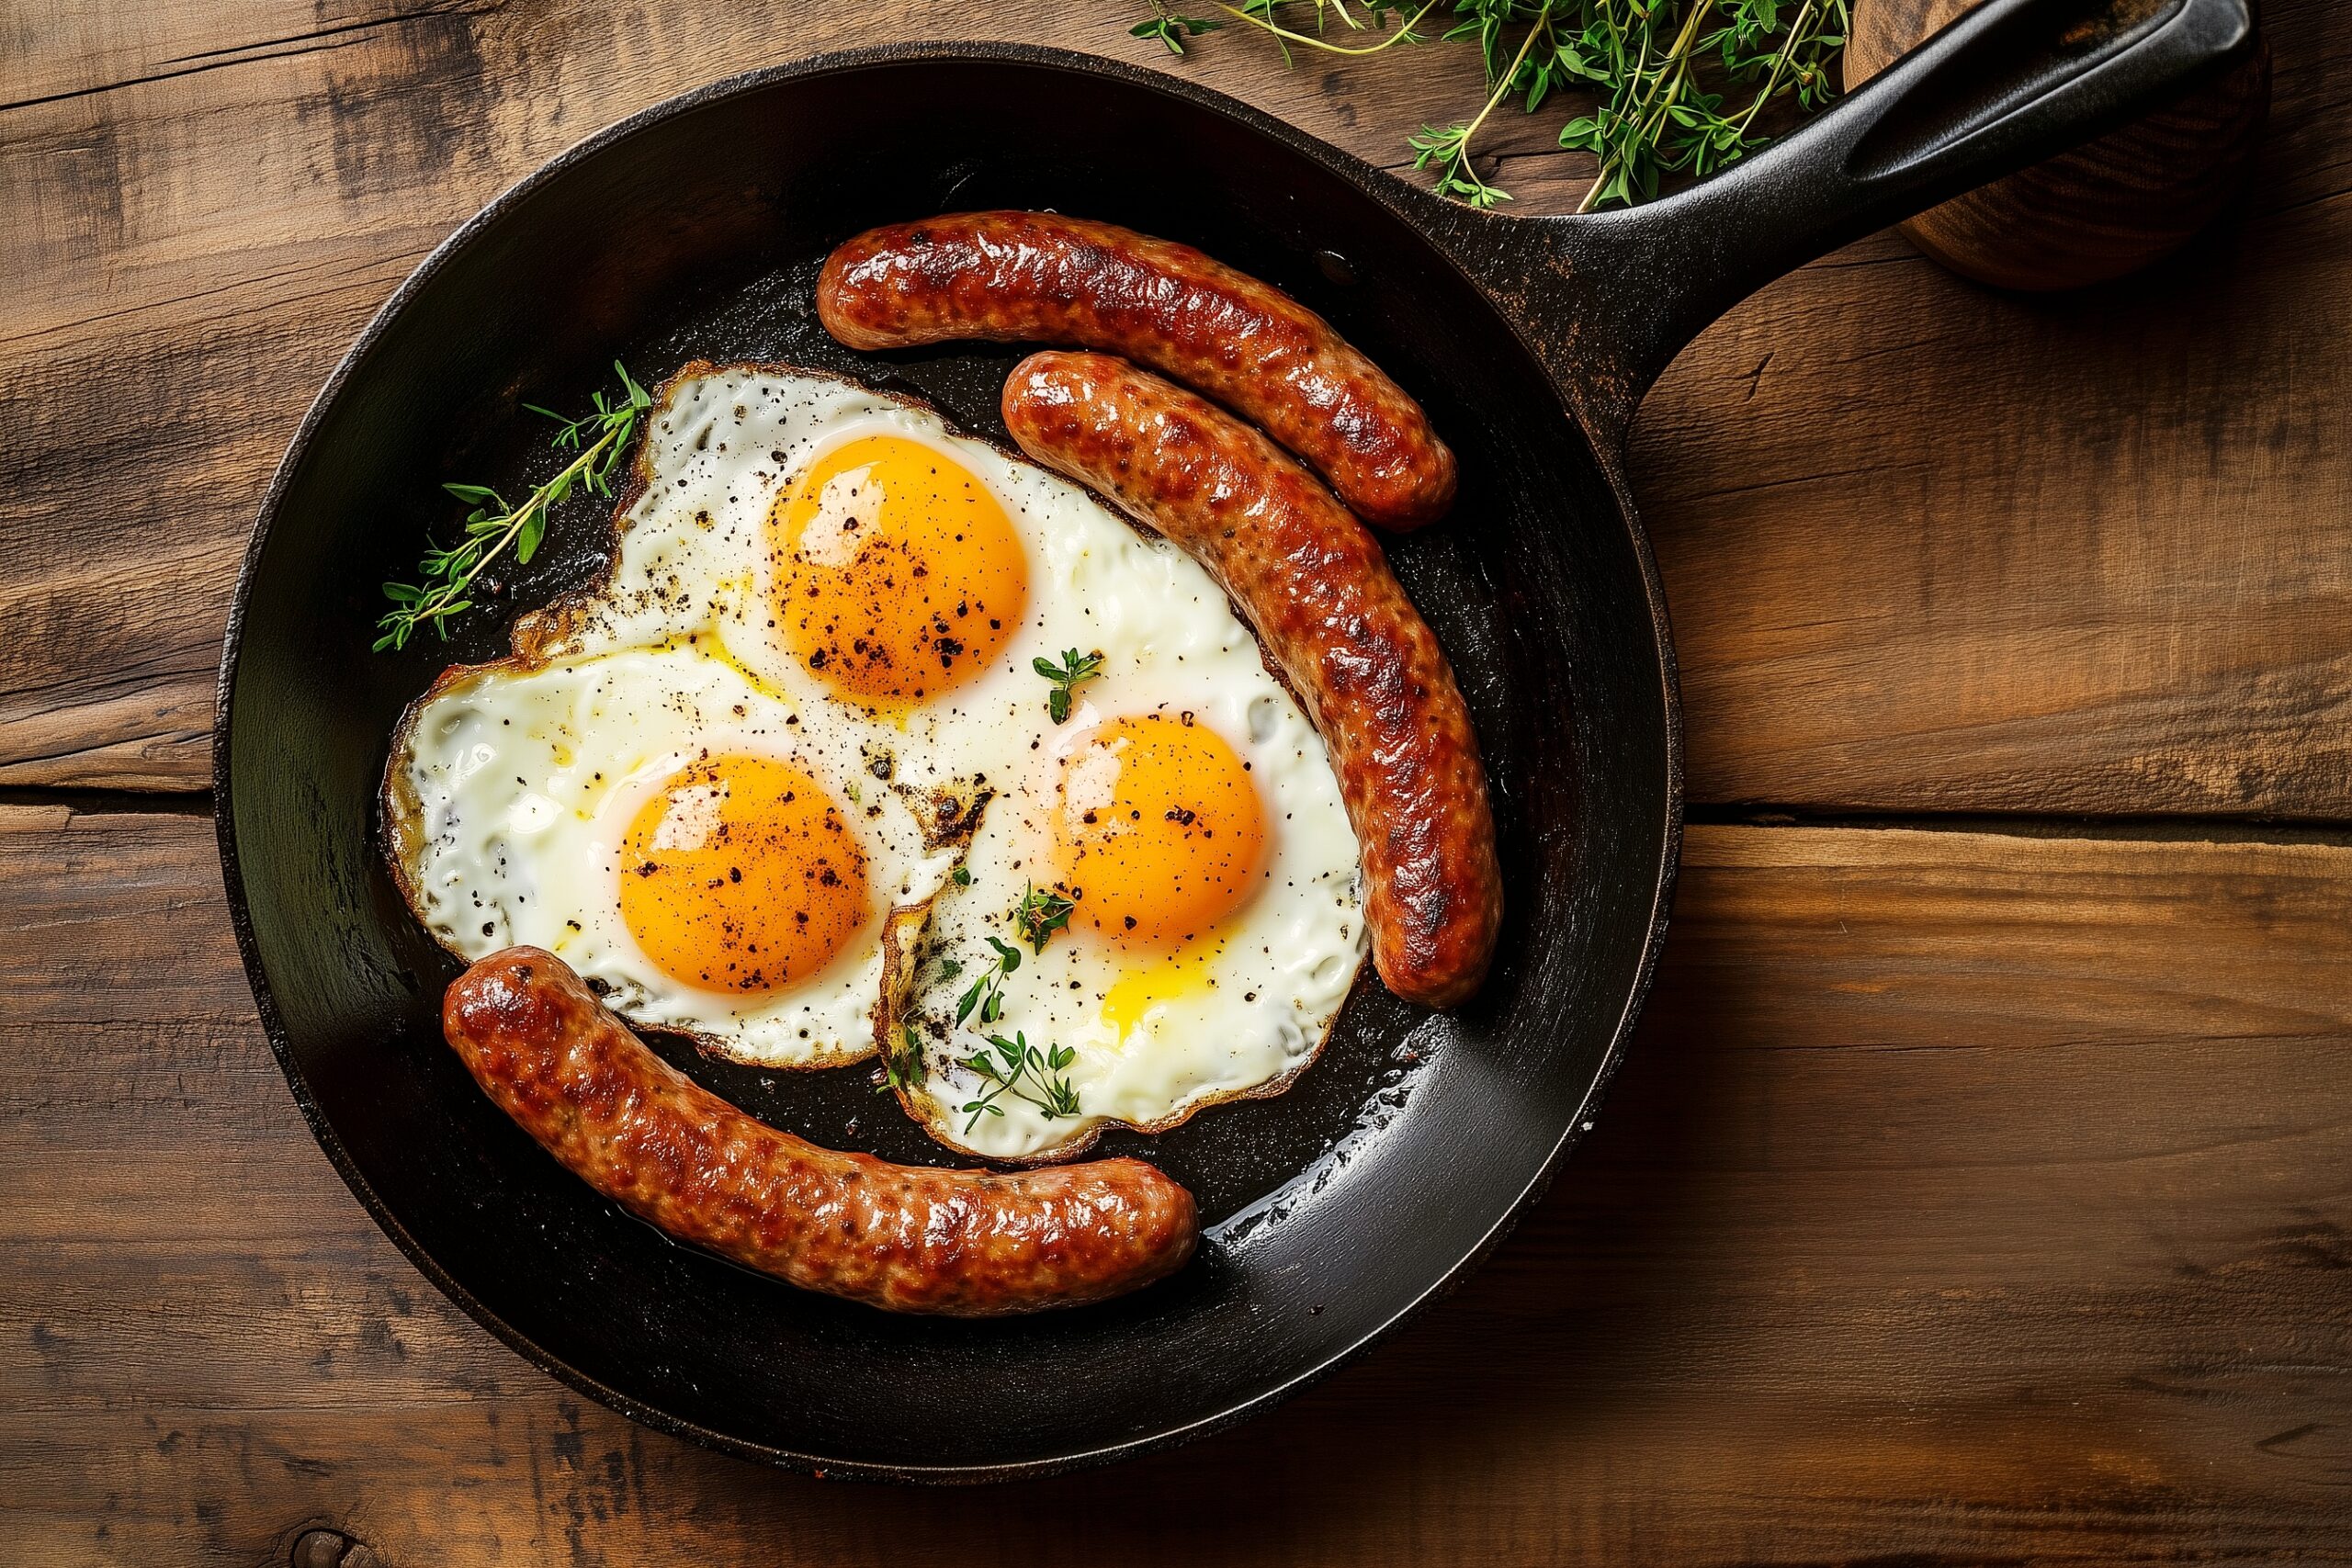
{"left": 211, "top": 38, "right": 1686, "bottom": 1484}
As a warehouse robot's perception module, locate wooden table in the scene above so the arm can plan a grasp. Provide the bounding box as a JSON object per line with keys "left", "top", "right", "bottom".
{"left": 6, "top": 2, "right": 2349, "bottom": 1561}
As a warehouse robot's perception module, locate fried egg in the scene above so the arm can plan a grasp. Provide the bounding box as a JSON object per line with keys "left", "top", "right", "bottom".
{"left": 387, "top": 362, "right": 1365, "bottom": 1145}
{"left": 386, "top": 644, "right": 965, "bottom": 1064}
{"left": 890, "top": 671, "right": 1364, "bottom": 1163}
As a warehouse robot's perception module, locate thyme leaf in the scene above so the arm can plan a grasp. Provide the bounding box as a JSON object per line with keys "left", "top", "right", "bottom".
{"left": 1132, "top": 6, "right": 1221, "bottom": 51}
{"left": 1013, "top": 882, "right": 1078, "bottom": 953}
{"left": 958, "top": 1032, "right": 1083, "bottom": 1134}
{"left": 956, "top": 935, "right": 1023, "bottom": 1028}
{"left": 1034, "top": 648, "right": 1106, "bottom": 724}
{"left": 376, "top": 361, "right": 652, "bottom": 651}
{"left": 880, "top": 1021, "right": 923, "bottom": 1094}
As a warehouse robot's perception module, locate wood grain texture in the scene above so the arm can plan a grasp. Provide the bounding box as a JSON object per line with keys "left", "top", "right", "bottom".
{"left": 6, "top": 807, "right": 2350, "bottom": 1563}
{"left": 1638, "top": 0, "right": 2352, "bottom": 817}
{"left": 1847, "top": 0, "right": 2274, "bottom": 291}
{"left": 0, "top": 0, "right": 1543, "bottom": 790}
{"left": 2, "top": 0, "right": 2347, "bottom": 814}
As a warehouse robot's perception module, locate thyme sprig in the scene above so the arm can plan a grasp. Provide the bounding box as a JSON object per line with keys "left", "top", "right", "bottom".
{"left": 1013, "top": 883, "right": 1079, "bottom": 952}
{"left": 1034, "top": 648, "right": 1105, "bottom": 724}
{"left": 1411, "top": 1, "right": 1555, "bottom": 208}
{"left": 375, "top": 361, "right": 651, "bottom": 651}
{"left": 1139, "top": 0, "right": 1848, "bottom": 209}
{"left": 1132, "top": 6, "right": 1220, "bottom": 51}
{"left": 926, "top": 889, "right": 1087, "bottom": 1131}
{"left": 952, "top": 880, "right": 1080, "bottom": 1028}
{"left": 958, "top": 1032, "right": 1083, "bottom": 1134}
{"left": 1215, "top": 0, "right": 1442, "bottom": 63}
{"left": 956, "top": 935, "right": 1025, "bottom": 1029}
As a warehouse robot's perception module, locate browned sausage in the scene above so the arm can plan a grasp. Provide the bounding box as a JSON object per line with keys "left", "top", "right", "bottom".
{"left": 1001, "top": 352, "right": 1502, "bottom": 1009}
{"left": 817, "top": 211, "right": 1457, "bottom": 532}
{"left": 442, "top": 948, "right": 1199, "bottom": 1314}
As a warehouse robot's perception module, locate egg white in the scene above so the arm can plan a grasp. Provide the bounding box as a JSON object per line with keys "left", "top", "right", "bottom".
{"left": 388, "top": 362, "right": 1367, "bottom": 1140}
{"left": 891, "top": 667, "right": 1365, "bottom": 1163}
{"left": 388, "top": 643, "right": 962, "bottom": 1065}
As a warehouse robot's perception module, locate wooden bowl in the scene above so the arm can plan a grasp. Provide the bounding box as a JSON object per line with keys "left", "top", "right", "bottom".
{"left": 1847, "top": 0, "right": 2271, "bottom": 290}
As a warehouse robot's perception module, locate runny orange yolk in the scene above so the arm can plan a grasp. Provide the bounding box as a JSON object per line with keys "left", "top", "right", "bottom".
{"left": 768, "top": 434, "right": 1027, "bottom": 705}
{"left": 1052, "top": 714, "right": 1268, "bottom": 948}
{"left": 617, "top": 755, "right": 869, "bottom": 993}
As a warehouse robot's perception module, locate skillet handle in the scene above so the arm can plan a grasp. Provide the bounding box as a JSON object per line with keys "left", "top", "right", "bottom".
{"left": 1481, "top": 0, "right": 2256, "bottom": 443}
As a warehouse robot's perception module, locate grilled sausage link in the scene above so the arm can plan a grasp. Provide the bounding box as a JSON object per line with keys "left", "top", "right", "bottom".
{"left": 443, "top": 949, "right": 1199, "bottom": 1314}
{"left": 817, "top": 211, "right": 1457, "bottom": 532}
{"left": 1002, "top": 352, "right": 1502, "bottom": 1008}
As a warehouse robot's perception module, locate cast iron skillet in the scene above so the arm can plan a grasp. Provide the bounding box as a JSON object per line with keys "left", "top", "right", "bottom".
{"left": 217, "top": 0, "right": 2251, "bottom": 1481}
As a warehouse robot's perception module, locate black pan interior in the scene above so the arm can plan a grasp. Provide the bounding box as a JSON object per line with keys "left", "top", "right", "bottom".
{"left": 219, "top": 49, "right": 1677, "bottom": 1478}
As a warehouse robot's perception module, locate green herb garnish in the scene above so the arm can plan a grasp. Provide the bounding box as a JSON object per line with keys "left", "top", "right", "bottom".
{"left": 1034, "top": 648, "right": 1105, "bottom": 724}
{"left": 1131, "top": 6, "right": 1221, "bottom": 51}
{"left": 956, "top": 935, "right": 1024, "bottom": 1029}
{"left": 1145, "top": 0, "right": 1848, "bottom": 210}
{"left": 951, "top": 882, "right": 1078, "bottom": 1030}
{"left": 376, "top": 361, "right": 651, "bottom": 651}
{"left": 881, "top": 1021, "right": 923, "bottom": 1094}
{"left": 943, "top": 891, "right": 1084, "bottom": 1129}
{"left": 957, "top": 1032, "right": 1082, "bottom": 1134}
{"left": 1013, "top": 883, "right": 1078, "bottom": 953}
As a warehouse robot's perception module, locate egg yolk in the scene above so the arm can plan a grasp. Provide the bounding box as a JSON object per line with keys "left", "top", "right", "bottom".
{"left": 618, "top": 755, "right": 869, "bottom": 993}
{"left": 1052, "top": 714, "right": 1268, "bottom": 948}
{"left": 769, "top": 434, "right": 1027, "bottom": 705}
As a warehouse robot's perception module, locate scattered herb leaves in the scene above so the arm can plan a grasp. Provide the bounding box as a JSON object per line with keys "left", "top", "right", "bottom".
{"left": 1013, "top": 883, "right": 1078, "bottom": 953}
{"left": 1132, "top": 6, "right": 1221, "bottom": 51}
{"left": 880, "top": 1022, "right": 922, "bottom": 1094}
{"left": 956, "top": 935, "right": 1024, "bottom": 1029}
{"left": 1148, "top": 0, "right": 1848, "bottom": 209}
{"left": 1034, "top": 648, "right": 1106, "bottom": 724}
{"left": 938, "top": 892, "right": 1086, "bottom": 1132}
{"left": 951, "top": 884, "right": 1075, "bottom": 1032}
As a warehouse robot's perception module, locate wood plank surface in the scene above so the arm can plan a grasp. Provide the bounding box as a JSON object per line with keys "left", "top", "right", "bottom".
{"left": 1642, "top": 0, "right": 2352, "bottom": 818}
{"left": 9, "top": 3, "right": 2352, "bottom": 1562}
{"left": 6, "top": 807, "right": 2349, "bottom": 1564}
{"left": 3, "top": 0, "right": 2347, "bottom": 812}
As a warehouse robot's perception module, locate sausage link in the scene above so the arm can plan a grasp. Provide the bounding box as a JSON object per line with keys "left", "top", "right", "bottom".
{"left": 817, "top": 211, "right": 1457, "bottom": 532}
{"left": 443, "top": 948, "right": 1198, "bottom": 1315}
{"left": 1002, "top": 352, "right": 1502, "bottom": 1009}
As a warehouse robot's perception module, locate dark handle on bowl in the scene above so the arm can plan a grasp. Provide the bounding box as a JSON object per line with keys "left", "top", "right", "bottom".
{"left": 1463, "top": 0, "right": 2256, "bottom": 444}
